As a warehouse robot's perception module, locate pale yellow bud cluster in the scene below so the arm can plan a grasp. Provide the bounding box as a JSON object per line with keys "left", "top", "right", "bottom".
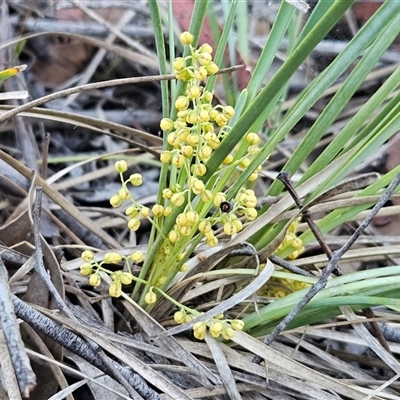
{"left": 277, "top": 220, "right": 305, "bottom": 260}
{"left": 174, "top": 311, "right": 244, "bottom": 340}
{"left": 259, "top": 270, "right": 310, "bottom": 298}
{"left": 79, "top": 249, "right": 143, "bottom": 299}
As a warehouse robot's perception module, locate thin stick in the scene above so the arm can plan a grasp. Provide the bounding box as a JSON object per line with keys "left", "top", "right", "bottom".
{"left": 253, "top": 171, "right": 400, "bottom": 364}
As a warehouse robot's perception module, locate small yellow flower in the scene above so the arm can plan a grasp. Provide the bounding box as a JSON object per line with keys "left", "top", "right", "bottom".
{"left": 144, "top": 291, "right": 157, "bottom": 304}
{"left": 129, "top": 173, "right": 143, "bottom": 186}
{"left": 181, "top": 145, "right": 194, "bottom": 158}
{"left": 194, "top": 330, "right": 206, "bottom": 340}
{"left": 175, "top": 95, "right": 190, "bottom": 111}
{"left": 120, "top": 272, "right": 134, "bottom": 285}
{"left": 172, "top": 154, "right": 185, "bottom": 168}
{"left": 223, "top": 221, "right": 237, "bottom": 236}
{"left": 115, "top": 160, "right": 128, "bottom": 173}
{"left": 222, "top": 326, "right": 234, "bottom": 340}
{"left": 223, "top": 154, "right": 233, "bottom": 165}
{"left": 128, "top": 218, "right": 141, "bottom": 231}
{"left": 192, "top": 163, "right": 207, "bottom": 176}
{"left": 160, "top": 118, "right": 174, "bottom": 131}
{"left": 222, "top": 106, "right": 235, "bottom": 119}
{"left": 191, "top": 179, "right": 205, "bottom": 194}
{"left": 80, "top": 263, "right": 93, "bottom": 276}
{"left": 187, "top": 133, "right": 200, "bottom": 147}
{"left": 125, "top": 207, "right": 138, "bottom": 217}
{"left": 206, "top": 235, "right": 218, "bottom": 247}
{"left": 193, "top": 321, "right": 207, "bottom": 335}
{"left": 89, "top": 273, "right": 101, "bottom": 287}
{"left": 81, "top": 250, "right": 94, "bottom": 262}
{"left": 162, "top": 188, "right": 173, "bottom": 199}
{"left": 180, "top": 226, "right": 192, "bottom": 236}
{"left": 118, "top": 187, "right": 130, "bottom": 200}
{"left": 199, "top": 43, "right": 213, "bottom": 54}
{"left": 104, "top": 252, "right": 123, "bottom": 264}
{"left": 248, "top": 172, "right": 258, "bottom": 181}
{"left": 180, "top": 264, "right": 188, "bottom": 272}
{"left": 202, "top": 90, "right": 213, "bottom": 103}
{"left": 188, "top": 85, "right": 201, "bottom": 99}
{"left": 152, "top": 204, "right": 164, "bottom": 217}
{"left": 167, "top": 132, "right": 180, "bottom": 147}
{"left": 174, "top": 310, "right": 185, "bottom": 324}
{"left": 198, "top": 52, "right": 212, "bottom": 66}
{"left": 246, "top": 132, "right": 260, "bottom": 145}
{"left": 206, "top": 62, "right": 219, "bottom": 75}
{"left": 213, "top": 192, "right": 226, "bottom": 207}
{"left": 171, "top": 193, "right": 185, "bottom": 206}
{"left": 140, "top": 207, "right": 150, "bottom": 218}
{"left": 201, "top": 190, "right": 213, "bottom": 202}
{"left": 193, "top": 67, "right": 208, "bottom": 81}
{"left": 109, "top": 281, "right": 122, "bottom": 297}
{"left": 199, "top": 145, "right": 212, "bottom": 160}
{"left": 199, "top": 220, "right": 212, "bottom": 234}
{"left": 209, "top": 321, "right": 223, "bottom": 338}
{"left": 163, "top": 206, "right": 173, "bottom": 217}
{"left": 186, "top": 210, "right": 199, "bottom": 225}
{"left": 245, "top": 208, "right": 258, "bottom": 220}
{"left": 186, "top": 111, "right": 197, "bottom": 125}
{"left": 180, "top": 31, "right": 194, "bottom": 45}
{"left": 176, "top": 213, "right": 188, "bottom": 227}
{"left": 168, "top": 230, "right": 180, "bottom": 244}
{"left": 131, "top": 251, "right": 143, "bottom": 263}
{"left": 230, "top": 319, "right": 245, "bottom": 331}
{"left": 173, "top": 57, "right": 186, "bottom": 71}
{"left": 110, "top": 194, "right": 123, "bottom": 208}
{"left": 199, "top": 109, "right": 210, "bottom": 122}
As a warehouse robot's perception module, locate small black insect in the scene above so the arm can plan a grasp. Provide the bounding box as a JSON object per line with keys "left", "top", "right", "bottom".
{"left": 219, "top": 201, "right": 232, "bottom": 213}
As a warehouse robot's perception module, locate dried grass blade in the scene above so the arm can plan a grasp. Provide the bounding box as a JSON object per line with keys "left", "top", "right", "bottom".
{"left": 231, "top": 330, "right": 384, "bottom": 400}
{"left": 204, "top": 335, "right": 241, "bottom": 400}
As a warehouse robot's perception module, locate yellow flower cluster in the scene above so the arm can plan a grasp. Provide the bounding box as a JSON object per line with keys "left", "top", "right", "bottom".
{"left": 277, "top": 219, "right": 305, "bottom": 260}
{"left": 79, "top": 250, "right": 143, "bottom": 298}
{"left": 259, "top": 270, "right": 310, "bottom": 298}
{"left": 174, "top": 310, "right": 244, "bottom": 340}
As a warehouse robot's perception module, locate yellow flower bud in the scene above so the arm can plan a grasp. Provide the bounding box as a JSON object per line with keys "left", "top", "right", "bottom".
{"left": 171, "top": 193, "right": 185, "bottom": 206}
{"left": 175, "top": 95, "right": 189, "bottom": 111}
{"left": 152, "top": 204, "right": 164, "bottom": 217}
{"left": 180, "top": 263, "right": 188, "bottom": 272}
{"left": 186, "top": 111, "right": 197, "bottom": 125}
{"left": 222, "top": 326, "right": 235, "bottom": 340}
{"left": 173, "top": 57, "right": 186, "bottom": 71}
{"left": 191, "top": 179, "right": 205, "bottom": 194}
{"left": 233, "top": 219, "right": 243, "bottom": 232}
{"left": 162, "top": 188, "right": 173, "bottom": 199}
{"left": 223, "top": 154, "right": 233, "bottom": 165}
{"left": 244, "top": 195, "right": 257, "bottom": 208}
{"left": 140, "top": 207, "right": 150, "bottom": 218}
{"left": 199, "top": 109, "right": 209, "bottom": 122}
{"left": 199, "top": 220, "right": 212, "bottom": 233}
{"left": 167, "top": 132, "right": 180, "bottom": 147}
{"left": 131, "top": 251, "right": 143, "bottom": 263}
{"left": 202, "top": 90, "right": 213, "bottom": 103}
{"left": 163, "top": 206, "right": 173, "bottom": 216}
{"left": 180, "top": 226, "right": 192, "bottom": 236}
{"left": 245, "top": 208, "right": 258, "bottom": 220}
{"left": 248, "top": 172, "right": 258, "bottom": 181}
{"left": 144, "top": 291, "right": 157, "bottom": 304}
{"left": 214, "top": 313, "right": 224, "bottom": 320}
{"left": 181, "top": 145, "right": 193, "bottom": 158}
{"left": 176, "top": 213, "right": 188, "bottom": 227}
{"left": 198, "top": 52, "right": 212, "bottom": 66}
{"left": 128, "top": 218, "right": 141, "bottom": 231}
{"left": 186, "top": 210, "right": 199, "bottom": 225}
{"left": 246, "top": 132, "right": 260, "bottom": 145}
{"left": 222, "top": 105, "right": 235, "bottom": 119}
{"left": 89, "top": 273, "right": 101, "bottom": 287}
{"left": 118, "top": 187, "right": 130, "bottom": 200}
{"left": 209, "top": 321, "right": 222, "bottom": 338}
{"left": 187, "top": 133, "right": 200, "bottom": 147}
{"left": 206, "top": 235, "right": 218, "bottom": 247}
{"left": 230, "top": 319, "right": 245, "bottom": 331}
{"left": 172, "top": 154, "right": 185, "bottom": 168}
{"left": 192, "top": 163, "right": 207, "bottom": 176}
{"left": 109, "top": 282, "right": 122, "bottom": 297}
{"left": 129, "top": 173, "right": 143, "bottom": 186}
{"left": 223, "top": 222, "right": 237, "bottom": 236}
{"left": 239, "top": 158, "right": 251, "bottom": 168}
{"left": 201, "top": 190, "right": 213, "bottom": 202}
{"left": 193, "top": 321, "right": 207, "bottom": 335}
{"left": 81, "top": 250, "right": 94, "bottom": 262}
{"left": 194, "top": 330, "right": 206, "bottom": 340}
{"left": 199, "top": 43, "right": 213, "bottom": 54}
{"left": 174, "top": 311, "right": 185, "bottom": 324}
{"left": 125, "top": 207, "right": 138, "bottom": 218}
{"left": 110, "top": 194, "right": 123, "bottom": 208}
{"left": 194, "top": 66, "right": 208, "bottom": 81}
{"left": 168, "top": 230, "right": 180, "bottom": 244}
{"left": 80, "top": 263, "right": 93, "bottom": 276}
{"left": 120, "top": 272, "right": 134, "bottom": 285}
{"left": 160, "top": 118, "right": 174, "bottom": 131}
{"left": 177, "top": 253, "right": 185, "bottom": 261}
{"left": 199, "top": 145, "right": 212, "bottom": 160}
{"left": 180, "top": 31, "right": 194, "bottom": 45}
{"left": 206, "top": 62, "right": 219, "bottom": 75}
{"left": 189, "top": 85, "right": 201, "bottom": 99}
{"left": 115, "top": 160, "right": 128, "bottom": 173}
